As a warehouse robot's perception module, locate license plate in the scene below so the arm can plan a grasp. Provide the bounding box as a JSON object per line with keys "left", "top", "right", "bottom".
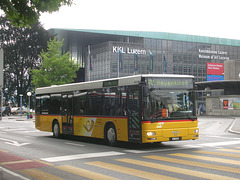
{"left": 170, "top": 137, "right": 181, "bottom": 141}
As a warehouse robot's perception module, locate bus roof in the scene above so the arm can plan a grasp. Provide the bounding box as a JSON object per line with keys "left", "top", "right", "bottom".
{"left": 35, "top": 74, "right": 194, "bottom": 95}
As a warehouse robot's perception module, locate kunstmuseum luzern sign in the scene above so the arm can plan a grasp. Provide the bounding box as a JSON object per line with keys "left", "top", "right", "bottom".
{"left": 198, "top": 49, "right": 229, "bottom": 60}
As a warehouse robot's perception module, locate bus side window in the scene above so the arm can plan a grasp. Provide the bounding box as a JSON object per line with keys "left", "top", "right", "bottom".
{"left": 36, "top": 96, "right": 41, "bottom": 114}
{"left": 74, "top": 92, "right": 87, "bottom": 115}
{"left": 40, "top": 95, "right": 50, "bottom": 114}
{"left": 49, "top": 94, "right": 61, "bottom": 114}
{"left": 77, "top": 97, "right": 86, "bottom": 115}
{"left": 121, "top": 87, "right": 127, "bottom": 116}
{"left": 88, "top": 90, "right": 103, "bottom": 115}
{"left": 102, "top": 87, "right": 123, "bottom": 116}
{"left": 103, "top": 88, "right": 111, "bottom": 115}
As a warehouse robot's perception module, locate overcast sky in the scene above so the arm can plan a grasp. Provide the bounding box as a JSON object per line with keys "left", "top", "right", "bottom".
{"left": 39, "top": 0, "right": 240, "bottom": 40}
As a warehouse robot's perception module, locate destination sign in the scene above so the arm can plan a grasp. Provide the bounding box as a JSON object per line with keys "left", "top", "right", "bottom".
{"left": 103, "top": 80, "right": 118, "bottom": 87}
{"left": 146, "top": 78, "right": 193, "bottom": 89}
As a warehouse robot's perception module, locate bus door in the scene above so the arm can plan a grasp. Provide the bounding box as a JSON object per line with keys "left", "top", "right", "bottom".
{"left": 127, "top": 87, "right": 141, "bottom": 143}
{"left": 62, "top": 94, "right": 74, "bottom": 135}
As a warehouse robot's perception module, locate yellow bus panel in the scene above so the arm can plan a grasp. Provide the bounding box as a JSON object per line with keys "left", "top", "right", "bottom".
{"left": 141, "top": 120, "right": 199, "bottom": 143}
{"left": 35, "top": 115, "right": 128, "bottom": 142}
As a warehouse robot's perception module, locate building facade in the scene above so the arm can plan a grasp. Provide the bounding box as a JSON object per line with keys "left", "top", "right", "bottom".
{"left": 49, "top": 29, "right": 240, "bottom": 83}
{"left": 224, "top": 60, "right": 240, "bottom": 80}
{"left": 195, "top": 60, "right": 240, "bottom": 116}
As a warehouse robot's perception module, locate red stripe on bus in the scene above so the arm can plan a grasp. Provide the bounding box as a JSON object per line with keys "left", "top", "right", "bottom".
{"left": 35, "top": 114, "right": 127, "bottom": 119}
{"left": 35, "top": 114, "right": 59, "bottom": 117}
{"left": 74, "top": 116, "right": 127, "bottom": 119}
{"left": 142, "top": 119, "right": 197, "bottom": 123}
{"left": 35, "top": 115, "right": 196, "bottom": 122}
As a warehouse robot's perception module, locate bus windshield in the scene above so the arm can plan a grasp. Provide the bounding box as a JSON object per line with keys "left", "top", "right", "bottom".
{"left": 143, "top": 89, "right": 194, "bottom": 120}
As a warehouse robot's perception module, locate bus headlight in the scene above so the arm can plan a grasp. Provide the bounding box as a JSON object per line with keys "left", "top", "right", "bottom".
{"left": 147, "top": 132, "right": 156, "bottom": 136}
{"left": 194, "top": 129, "right": 199, "bottom": 133}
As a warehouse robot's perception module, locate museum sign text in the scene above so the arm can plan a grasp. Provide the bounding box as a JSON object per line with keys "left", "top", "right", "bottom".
{"left": 198, "top": 49, "right": 229, "bottom": 60}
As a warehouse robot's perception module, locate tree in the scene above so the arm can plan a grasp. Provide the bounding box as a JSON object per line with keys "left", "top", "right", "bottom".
{"left": 31, "top": 37, "right": 79, "bottom": 88}
{"left": 0, "top": 0, "right": 73, "bottom": 27}
{"left": 0, "top": 15, "right": 52, "bottom": 106}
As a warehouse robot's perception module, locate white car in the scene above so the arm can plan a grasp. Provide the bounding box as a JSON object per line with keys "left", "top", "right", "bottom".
{"left": 11, "top": 107, "right": 28, "bottom": 115}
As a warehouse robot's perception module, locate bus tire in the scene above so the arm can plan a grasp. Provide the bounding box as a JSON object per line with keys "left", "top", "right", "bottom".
{"left": 53, "top": 121, "right": 61, "bottom": 138}
{"left": 105, "top": 124, "right": 117, "bottom": 146}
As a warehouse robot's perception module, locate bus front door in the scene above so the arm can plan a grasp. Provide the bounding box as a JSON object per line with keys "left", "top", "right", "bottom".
{"left": 62, "top": 94, "right": 74, "bottom": 135}
{"left": 127, "top": 87, "right": 141, "bottom": 143}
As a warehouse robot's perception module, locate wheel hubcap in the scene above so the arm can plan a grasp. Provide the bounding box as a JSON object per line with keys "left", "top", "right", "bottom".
{"left": 107, "top": 128, "right": 115, "bottom": 143}
{"left": 54, "top": 124, "right": 59, "bottom": 136}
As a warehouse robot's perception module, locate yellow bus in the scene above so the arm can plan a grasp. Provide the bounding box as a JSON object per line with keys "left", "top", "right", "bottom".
{"left": 35, "top": 74, "right": 199, "bottom": 145}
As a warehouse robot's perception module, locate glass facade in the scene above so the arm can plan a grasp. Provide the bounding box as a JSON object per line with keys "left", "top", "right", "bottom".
{"left": 86, "top": 39, "right": 240, "bottom": 82}
{"left": 49, "top": 29, "right": 240, "bottom": 82}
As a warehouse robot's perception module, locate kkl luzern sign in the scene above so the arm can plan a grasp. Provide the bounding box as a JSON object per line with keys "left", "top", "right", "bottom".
{"left": 112, "top": 46, "right": 147, "bottom": 55}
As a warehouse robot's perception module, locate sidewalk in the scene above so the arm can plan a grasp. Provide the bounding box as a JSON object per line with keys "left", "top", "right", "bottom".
{"left": 197, "top": 115, "right": 240, "bottom": 135}
{"left": 0, "top": 114, "right": 35, "bottom": 121}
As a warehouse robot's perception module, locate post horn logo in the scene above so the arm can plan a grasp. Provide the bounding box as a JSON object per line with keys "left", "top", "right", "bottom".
{"left": 83, "top": 119, "right": 94, "bottom": 132}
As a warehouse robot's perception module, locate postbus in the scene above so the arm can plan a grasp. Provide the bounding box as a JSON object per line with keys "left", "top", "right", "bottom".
{"left": 35, "top": 74, "right": 199, "bottom": 145}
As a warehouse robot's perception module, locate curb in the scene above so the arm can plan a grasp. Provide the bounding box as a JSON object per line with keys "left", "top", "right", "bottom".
{"left": 2, "top": 116, "right": 35, "bottom": 121}
{"left": 228, "top": 118, "right": 240, "bottom": 135}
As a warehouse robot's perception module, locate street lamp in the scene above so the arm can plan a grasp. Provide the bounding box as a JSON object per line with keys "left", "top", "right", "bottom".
{"left": 27, "top": 92, "right": 32, "bottom": 109}
{"left": 20, "top": 94, "right": 23, "bottom": 116}
{"left": 27, "top": 92, "right": 32, "bottom": 119}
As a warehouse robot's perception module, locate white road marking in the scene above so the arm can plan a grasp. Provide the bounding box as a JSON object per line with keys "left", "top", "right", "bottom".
{"left": 65, "top": 142, "right": 85, "bottom": 147}
{"left": 24, "top": 136, "right": 36, "bottom": 138}
{"left": 124, "top": 140, "right": 240, "bottom": 154}
{"left": 183, "top": 145, "right": 202, "bottom": 148}
{"left": 41, "top": 151, "right": 125, "bottom": 162}
{"left": 124, "top": 147, "right": 188, "bottom": 154}
{"left": 205, "top": 135, "right": 240, "bottom": 140}
{"left": 198, "top": 140, "right": 240, "bottom": 147}
{"left": 0, "top": 167, "right": 30, "bottom": 180}
{"left": 0, "top": 137, "right": 30, "bottom": 147}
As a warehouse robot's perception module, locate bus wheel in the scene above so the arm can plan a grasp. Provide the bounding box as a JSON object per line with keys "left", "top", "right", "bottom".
{"left": 53, "top": 121, "right": 61, "bottom": 138}
{"left": 105, "top": 124, "right": 117, "bottom": 146}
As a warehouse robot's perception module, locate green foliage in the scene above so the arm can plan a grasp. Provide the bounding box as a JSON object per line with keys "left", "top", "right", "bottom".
{"left": 32, "top": 37, "right": 79, "bottom": 88}
{"left": 0, "top": 15, "right": 52, "bottom": 105}
{"left": 0, "top": 0, "right": 73, "bottom": 27}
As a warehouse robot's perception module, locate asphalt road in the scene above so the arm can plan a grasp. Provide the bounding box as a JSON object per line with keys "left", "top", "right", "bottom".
{"left": 1, "top": 115, "right": 240, "bottom": 180}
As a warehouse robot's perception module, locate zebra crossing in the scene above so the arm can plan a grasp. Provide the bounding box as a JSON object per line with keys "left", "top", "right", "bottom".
{"left": 14, "top": 146, "right": 240, "bottom": 180}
